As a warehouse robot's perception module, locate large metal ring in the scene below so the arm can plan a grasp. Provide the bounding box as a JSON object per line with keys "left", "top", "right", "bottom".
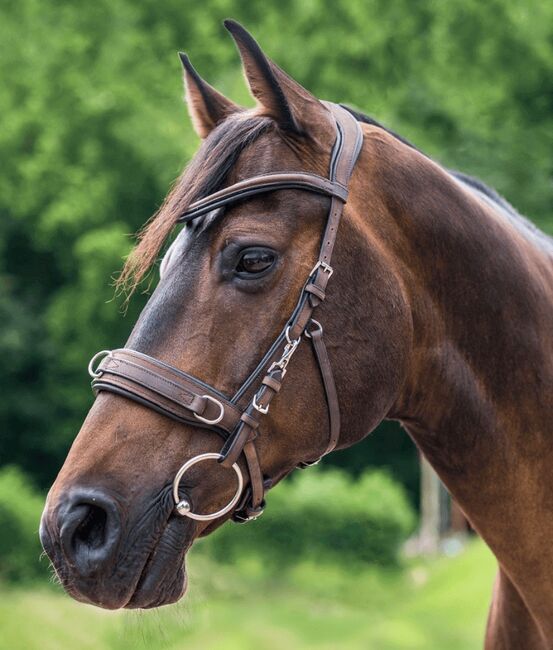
{"left": 193, "top": 395, "right": 225, "bottom": 425}
{"left": 172, "top": 452, "right": 243, "bottom": 521}
{"left": 88, "top": 350, "right": 112, "bottom": 378}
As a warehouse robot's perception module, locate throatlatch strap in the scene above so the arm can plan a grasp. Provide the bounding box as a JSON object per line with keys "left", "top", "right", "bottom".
{"left": 308, "top": 324, "right": 340, "bottom": 458}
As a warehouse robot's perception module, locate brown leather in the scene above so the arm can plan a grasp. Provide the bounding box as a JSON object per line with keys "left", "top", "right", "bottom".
{"left": 219, "top": 365, "right": 284, "bottom": 469}
{"left": 91, "top": 102, "right": 363, "bottom": 522}
{"left": 308, "top": 323, "right": 340, "bottom": 457}
{"left": 319, "top": 101, "right": 364, "bottom": 265}
{"left": 92, "top": 349, "right": 242, "bottom": 433}
{"left": 288, "top": 103, "right": 363, "bottom": 341}
{"left": 177, "top": 171, "right": 348, "bottom": 223}
{"left": 236, "top": 442, "right": 265, "bottom": 521}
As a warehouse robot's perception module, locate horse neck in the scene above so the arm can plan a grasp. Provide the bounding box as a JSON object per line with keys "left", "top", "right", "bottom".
{"left": 354, "top": 126, "right": 553, "bottom": 643}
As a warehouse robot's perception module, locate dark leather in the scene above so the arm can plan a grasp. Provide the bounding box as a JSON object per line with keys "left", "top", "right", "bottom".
{"left": 177, "top": 172, "right": 349, "bottom": 223}
{"left": 93, "top": 349, "right": 241, "bottom": 433}
{"left": 309, "top": 324, "right": 340, "bottom": 457}
{"left": 91, "top": 102, "right": 363, "bottom": 522}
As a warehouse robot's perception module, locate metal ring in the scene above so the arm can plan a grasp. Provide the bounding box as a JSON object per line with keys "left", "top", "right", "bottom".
{"left": 193, "top": 395, "right": 225, "bottom": 425}
{"left": 285, "top": 326, "right": 301, "bottom": 346}
{"left": 172, "top": 452, "right": 244, "bottom": 521}
{"left": 88, "top": 350, "right": 112, "bottom": 378}
{"left": 304, "top": 319, "right": 323, "bottom": 339}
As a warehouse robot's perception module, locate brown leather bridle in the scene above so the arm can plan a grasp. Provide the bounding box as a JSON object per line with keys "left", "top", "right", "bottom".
{"left": 88, "top": 102, "right": 363, "bottom": 523}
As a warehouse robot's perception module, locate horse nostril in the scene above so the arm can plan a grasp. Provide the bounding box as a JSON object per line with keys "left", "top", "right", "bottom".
{"left": 74, "top": 504, "right": 107, "bottom": 550}
{"left": 59, "top": 489, "right": 121, "bottom": 576}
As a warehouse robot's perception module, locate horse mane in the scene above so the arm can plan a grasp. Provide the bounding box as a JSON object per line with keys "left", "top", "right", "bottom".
{"left": 341, "top": 105, "right": 516, "bottom": 211}
{"left": 117, "top": 113, "right": 274, "bottom": 294}
{"left": 343, "top": 105, "right": 553, "bottom": 251}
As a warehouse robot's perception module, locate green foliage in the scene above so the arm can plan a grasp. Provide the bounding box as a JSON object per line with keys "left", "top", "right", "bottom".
{"left": 1, "top": 0, "right": 552, "bottom": 490}
{"left": 201, "top": 468, "right": 415, "bottom": 566}
{"left": 0, "top": 467, "right": 45, "bottom": 582}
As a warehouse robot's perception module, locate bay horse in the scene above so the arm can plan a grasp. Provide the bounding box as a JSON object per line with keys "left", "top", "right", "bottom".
{"left": 40, "top": 20, "right": 553, "bottom": 649}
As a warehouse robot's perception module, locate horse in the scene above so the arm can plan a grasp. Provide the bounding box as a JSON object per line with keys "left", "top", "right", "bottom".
{"left": 40, "top": 20, "right": 553, "bottom": 649}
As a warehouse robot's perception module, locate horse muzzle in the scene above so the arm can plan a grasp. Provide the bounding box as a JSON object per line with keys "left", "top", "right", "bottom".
{"left": 40, "top": 484, "right": 192, "bottom": 609}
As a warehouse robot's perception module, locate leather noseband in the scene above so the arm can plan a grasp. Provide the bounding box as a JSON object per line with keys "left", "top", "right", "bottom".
{"left": 89, "top": 102, "right": 363, "bottom": 523}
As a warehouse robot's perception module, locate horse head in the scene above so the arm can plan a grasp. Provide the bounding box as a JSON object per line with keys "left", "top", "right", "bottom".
{"left": 40, "top": 21, "right": 412, "bottom": 609}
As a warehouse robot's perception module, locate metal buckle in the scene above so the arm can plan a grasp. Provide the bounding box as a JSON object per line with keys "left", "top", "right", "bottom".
{"left": 310, "top": 260, "right": 334, "bottom": 278}
{"left": 173, "top": 452, "right": 243, "bottom": 521}
{"left": 252, "top": 393, "right": 269, "bottom": 415}
{"left": 88, "top": 350, "right": 112, "bottom": 378}
{"left": 193, "top": 395, "right": 225, "bottom": 425}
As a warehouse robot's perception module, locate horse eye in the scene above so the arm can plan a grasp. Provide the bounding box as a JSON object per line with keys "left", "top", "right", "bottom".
{"left": 236, "top": 248, "right": 276, "bottom": 276}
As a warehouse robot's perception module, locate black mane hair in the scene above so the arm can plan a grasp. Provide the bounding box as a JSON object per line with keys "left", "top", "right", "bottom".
{"left": 343, "top": 104, "right": 552, "bottom": 250}
{"left": 341, "top": 105, "right": 517, "bottom": 214}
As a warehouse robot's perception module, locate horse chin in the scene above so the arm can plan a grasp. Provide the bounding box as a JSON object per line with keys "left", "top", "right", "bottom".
{"left": 125, "top": 515, "right": 193, "bottom": 609}
{"left": 126, "top": 563, "right": 188, "bottom": 609}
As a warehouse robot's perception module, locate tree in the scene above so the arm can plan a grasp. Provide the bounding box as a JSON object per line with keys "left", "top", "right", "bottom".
{"left": 1, "top": 0, "right": 552, "bottom": 489}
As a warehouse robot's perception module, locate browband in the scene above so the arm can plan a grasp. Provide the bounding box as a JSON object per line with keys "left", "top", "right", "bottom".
{"left": 90, "top": 102, "right": 363, "bottom": 523}
{"left": 177, "top": 173, "right": 349, "bottom": 223}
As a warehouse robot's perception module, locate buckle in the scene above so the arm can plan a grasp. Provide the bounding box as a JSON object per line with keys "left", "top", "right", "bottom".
{"left": 252, "top": 393, "right": 269, "bottom": 415}
{"left": 310, "top": 260, "right": 334, "bottom": 278}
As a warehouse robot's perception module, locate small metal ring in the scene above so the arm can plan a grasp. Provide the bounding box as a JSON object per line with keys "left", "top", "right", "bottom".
{"left": 193, "top": 395, "right": 225, "bottom": 425}
{"left": 88, "top": 350, "right": 112, "bottom": 378}
{"left": 304, "top": 319, "right": 323, "bottom": 339}
{"left": 285, "top": 326, "right": 301, "bottom": 346}
{"left": 172, "top": 452, "right": 244, "bottom": 521}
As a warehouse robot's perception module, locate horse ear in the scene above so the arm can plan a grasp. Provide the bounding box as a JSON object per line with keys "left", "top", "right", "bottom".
{"left": 223, "top": 20, "right": 330, "bottom": 137}
{"left": 178, "top": 52, "right": 242, "bottom": 138}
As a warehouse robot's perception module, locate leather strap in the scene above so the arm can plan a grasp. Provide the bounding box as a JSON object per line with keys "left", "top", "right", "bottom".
{"left": 287, "top": 104, "right": 363, "bottom": 342}
{"left": 92, "top": 349, "right": 241, "bottom": 433}
{"left": 306, "top": 322, "right": 340, "bottom": 459}
{"left": 210, "top": 104, "right": 362, "bottom": 513}
{"left": 177, "top": 172, "right": 348, "bottom": 224}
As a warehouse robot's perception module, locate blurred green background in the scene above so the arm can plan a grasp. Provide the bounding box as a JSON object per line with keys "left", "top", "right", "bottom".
{"left": 1, "top": 0, "right": 552, "bottom": 647}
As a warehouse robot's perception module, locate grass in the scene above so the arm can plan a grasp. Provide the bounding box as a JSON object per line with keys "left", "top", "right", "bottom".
{"left": 0, "top": 540, "right": 496, "bottom": 650}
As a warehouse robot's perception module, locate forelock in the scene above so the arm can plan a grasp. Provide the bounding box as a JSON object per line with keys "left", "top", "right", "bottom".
{"left": 117, "top": 114, "right": 275, "bottom": 294}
